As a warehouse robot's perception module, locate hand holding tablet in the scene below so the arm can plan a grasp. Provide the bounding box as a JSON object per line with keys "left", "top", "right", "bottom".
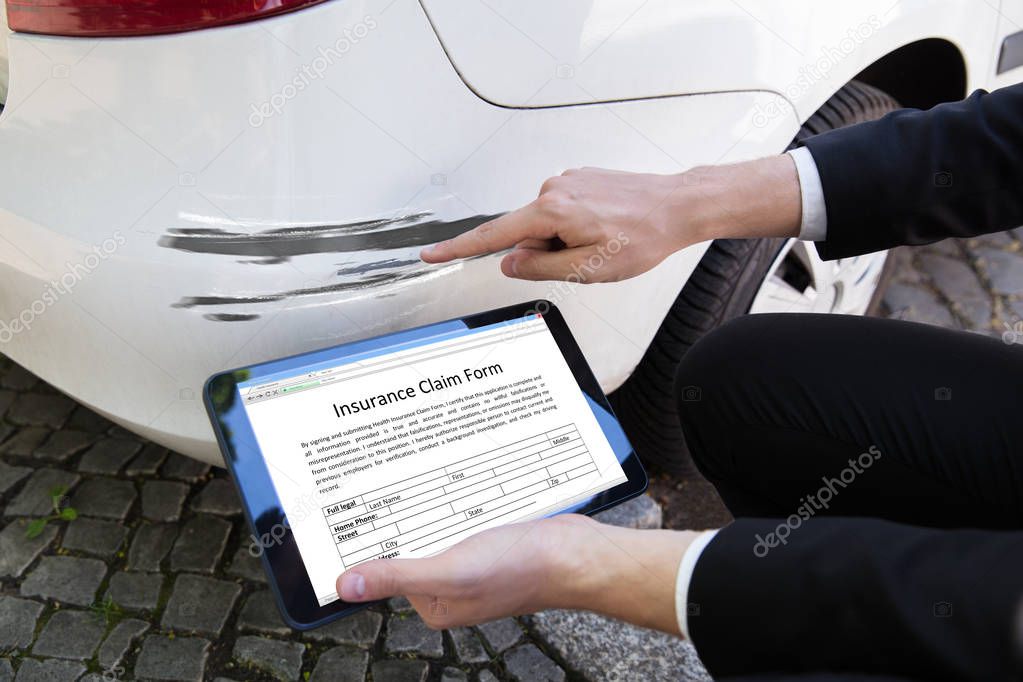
{"left": 335, "top": 512, "right": 695, "bottom": 637}
{"left": 205, "top": 301, "right": 646, "bottom": 629}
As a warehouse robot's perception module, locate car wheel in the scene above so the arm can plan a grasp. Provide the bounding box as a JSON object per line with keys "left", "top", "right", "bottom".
{"left": 610, "top": 80, "right": 900, "bottom": 477}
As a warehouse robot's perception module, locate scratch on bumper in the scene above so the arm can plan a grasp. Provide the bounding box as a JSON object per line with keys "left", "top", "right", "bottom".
{"left": 158, "top": 213, "right": 496, "bottom": 259}
{"left": 162, "top": 213, "right": 499, "bottom": 319}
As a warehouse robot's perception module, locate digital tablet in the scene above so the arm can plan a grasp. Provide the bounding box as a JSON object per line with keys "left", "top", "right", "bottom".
{"left": 204, "top": 300, "right": 647, "bottom": 630}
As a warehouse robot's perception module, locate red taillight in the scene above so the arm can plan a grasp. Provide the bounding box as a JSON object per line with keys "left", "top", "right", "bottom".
{"left": 6, "top": 0, "right": 331, "bottom": 37}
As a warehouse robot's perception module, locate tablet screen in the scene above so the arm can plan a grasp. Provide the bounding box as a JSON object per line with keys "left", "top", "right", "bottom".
{"left": 237, "top": 312, "right": 629, "bottom": 607}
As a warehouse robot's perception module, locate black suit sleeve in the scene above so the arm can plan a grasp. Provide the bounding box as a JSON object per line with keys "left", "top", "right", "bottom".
{"left": 686, "top": 518, "right": 1023, "bottom": 680}
{"left": 801, "top": 84, "right": 1023, "bottom": 260}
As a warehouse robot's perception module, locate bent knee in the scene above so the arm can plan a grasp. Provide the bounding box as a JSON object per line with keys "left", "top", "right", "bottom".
{"left": 676, "top": 315, "right": 771, "bottom": 399}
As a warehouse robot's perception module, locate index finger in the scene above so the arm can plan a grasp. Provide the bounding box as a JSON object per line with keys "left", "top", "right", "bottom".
{"left": 420, "top": 202, "right": 555, "bottom": 263}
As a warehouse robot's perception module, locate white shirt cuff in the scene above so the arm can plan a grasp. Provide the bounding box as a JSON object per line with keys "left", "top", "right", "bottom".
{"left": 787, "top": 147, "right": 828, "bottom": 242}
{"left": 674, "top": 529, "right": 720, "bottom": 640}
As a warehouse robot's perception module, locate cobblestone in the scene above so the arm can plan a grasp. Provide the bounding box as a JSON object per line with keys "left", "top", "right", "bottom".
{"left": 70, "top": 477, "right": 136, "bottom": 520}
{"left": 504, "top": 644, "right": 566, "bottom": 682}
{"left": 303, "top": 608, "right": 382, "bottom": 647}
{"left": 77, "top": 437, "right": 142, "bottom": 474}
{"left": 125, "top": 443, "right": 169, "bottom": 476}
{"left": 106, "top": 571, "right": 164, "bottom": 610}
{"left": 530, "top": 609, "right": 709, "bottom": 682}
{"left": 385, "top": 613, "right": 444, "bottom": 658}
{"left": 0, "top": 596, "right": 45, "bottom": 650}
{"left": 477, "top": 618, "right": 523, "bottom": 653}
{"left": 1, "top": 364, "right": 38, "bottom": 390}
{"left": 310, "top": 647, "right": 368, "bottom": 682}
{"left": 371, "top": 659, "right": 429, "bottom": 682}
{"left": 0, "top": 459, "right": 30, "bottom": 494}
{"left": 594, "top": 493, "right": 662, "bottom": 529}
{"left": 31, "top": 609, "right": 107, "bottom": 659}
{"left": 162, "top": 574, "right": 240, "bottom": 636}
{"left": 127, "top": 522, "right": 178, "bottom": 571}
{"left": 35, "top": 430, "right": 96, "bottom": 463}
{"left": 6, "top": 393, "right": 75, "bottom": 429}
{"left": 450, "top": 626, "right": 490, "bottom": 664}
{"left": 60, "top": 518, "right": 128, "bottom": 557}
{"left": 0, "top": 520, "right": 58, "bottom": 578}
{"left": 135, "top": 635, "right": 210, "bottom": 682}
{"left": 882, "top": 281, "right": 958, "bottom": 327}
{"left": 973, "top": 246, "right": 1023, "bottom": 295}
{"left": 0, "top": 389, "right": 14, "bottom": 417}
{"left": 233, "top": 635, "right": 305, "bottom": 681}
{"left": 237, "top": 590, "right": 291, "bottom": 636}
{"left": 168, "top": 515, "right": 231, "bottom": 573}
{"left": 96, "top": 618, "right": 150, "bottom": 670}
{"left": 918, "top": 252, "right": 992, "bottom": 329}
{"left": 442, "top": 667, "right": 469, "bottom": 682}
{"left": 160, "top": 453, "right": 210, "bottom": 483}
{"left": 66, "top": 405, "right": 111, "bottom": 433}
{"left": 0, "top": 426, "right": 49, "bottom": 456}
{"left": 189, "top": 478, "right": 241, "bottom": 516}
{"left": 20, "top": 555, "right": 106, "bottom": 606}
{"left": 5, "top": 468, "right": 80, "bottom": 517}
{"left": 225, "top": 546, "right": 266, "bottom": 583}
{"left": 141, "top": 480, "right": 190, "bottom": 522}
{"left": 10, "top": 659, "right": 86, "bottom": 682}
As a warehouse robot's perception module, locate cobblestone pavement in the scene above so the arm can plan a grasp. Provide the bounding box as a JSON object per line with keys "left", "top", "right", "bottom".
{"left": 0, "top": 359, "right": 699, "bottom": 682}
{"left": 2, "top": 234, "right": 1020, "bottom": 682}
{"left": 880, "top": 232, "right": 1023, "bottom": 334}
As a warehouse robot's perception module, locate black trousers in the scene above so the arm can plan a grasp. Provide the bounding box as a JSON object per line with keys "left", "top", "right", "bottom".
{"left": 676, "top": 313, "right": 1023, "bottom": 530}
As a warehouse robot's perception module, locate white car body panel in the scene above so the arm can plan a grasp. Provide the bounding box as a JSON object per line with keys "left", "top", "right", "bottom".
{"left": 0, "top": 0, "right": 1016, "bottom": 464}
{"left": 420, "top": 0, "right": 998, "bottom": 111}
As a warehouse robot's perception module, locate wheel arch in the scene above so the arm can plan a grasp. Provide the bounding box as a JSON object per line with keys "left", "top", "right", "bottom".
{"left": 854, "top": 38, "right": 968, "bottom": 110}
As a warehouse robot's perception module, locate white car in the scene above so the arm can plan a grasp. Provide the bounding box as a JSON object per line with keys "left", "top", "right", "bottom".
{"left": 1, "top": 1, "right": 1020, "bottom": 469}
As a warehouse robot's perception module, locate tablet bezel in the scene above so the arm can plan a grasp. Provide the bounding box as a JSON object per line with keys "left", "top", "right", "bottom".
{"left": 204, "top": 300, "right": 648, "bottom": 630}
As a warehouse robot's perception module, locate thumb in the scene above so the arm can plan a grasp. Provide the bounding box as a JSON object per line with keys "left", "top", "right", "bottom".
{"left": 337, "top": 557, "right": 448, "bottom": 602}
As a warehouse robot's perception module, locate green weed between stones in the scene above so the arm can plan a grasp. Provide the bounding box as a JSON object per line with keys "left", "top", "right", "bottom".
{"left": 25, "top": 485, "right": 79, "bottom": 538}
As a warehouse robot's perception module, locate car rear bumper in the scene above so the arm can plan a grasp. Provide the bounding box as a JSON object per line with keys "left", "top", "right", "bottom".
{"left": 0, "top": 0, "right": 798, "bottom": 463}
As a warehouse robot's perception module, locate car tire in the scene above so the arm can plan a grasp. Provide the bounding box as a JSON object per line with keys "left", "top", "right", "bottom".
{"left": 610, "top": 80, "right": 900, "bottom": 477}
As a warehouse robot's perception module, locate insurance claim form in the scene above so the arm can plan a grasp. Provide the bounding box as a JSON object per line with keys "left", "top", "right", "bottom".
{"left": 240, "top": 315, "right": 627, "bottom": 606}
